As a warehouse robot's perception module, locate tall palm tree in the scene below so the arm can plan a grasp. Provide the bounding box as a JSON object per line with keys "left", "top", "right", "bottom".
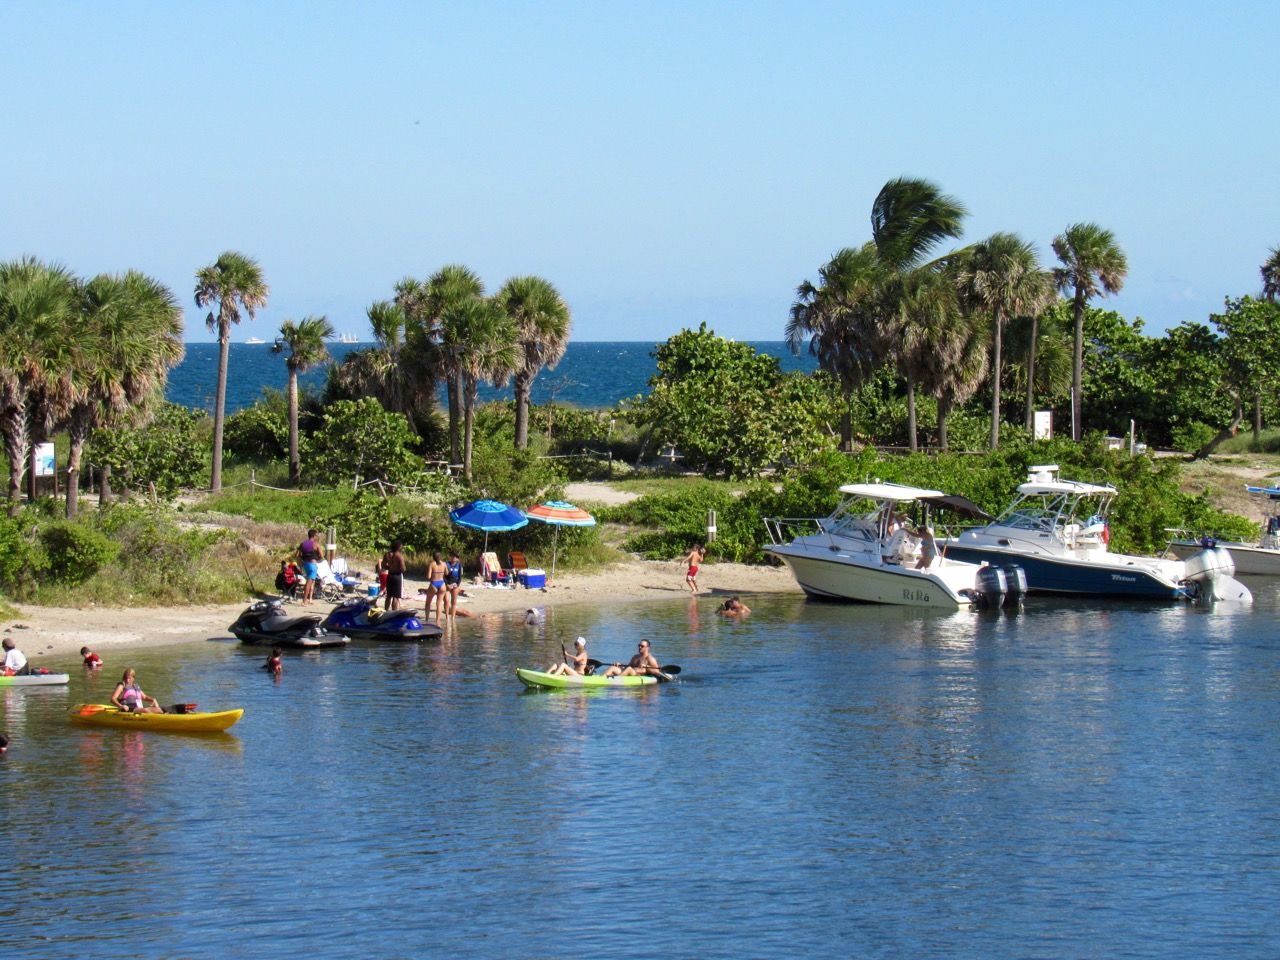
{"left": 401, "top": 266, "right": 486, "bottom": 467}
{"left": 273, "top": 315, "right": 334, "bottom": 484}
{"left": 194, "top": 251, "right": 269, "bottom": 491}
{"left": 496, "top": 276, "right": 572, "bottom": 449}
{"left": 957, "top": 233, "right": 1055, "bottom": 448}
{"left": 1007, "top": 307, "right": 1072, "bottom": 432}
{"left": 441, "top": 297, "right": 516, "bottom": 479}
{"left": 871, "top": 176, "right": 967, "bottom": 272}
{"left": 329, "top": 299, "right": 436, "bottom": 430}
{"left": 0, "top": 257, "right": 78, "bottom": 514}
{"left": 787, "top": 244, "right": 889, "bottom": 449}
{"left": 64, "top": 271, "right": 184, "bottom": 517}
{"left": 1262, "top": 247, "right": 1280, "bottom": 303}
{"left": 1052, "top": 224, "right": 1127, "bottom": 441}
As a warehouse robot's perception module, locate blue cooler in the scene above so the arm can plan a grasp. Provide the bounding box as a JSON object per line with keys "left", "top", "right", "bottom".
{"left": 520, "top": 569, "right": 546, "bottom": 589}
{"left": 367, "top": 584, "right": 380, "bottom": 598}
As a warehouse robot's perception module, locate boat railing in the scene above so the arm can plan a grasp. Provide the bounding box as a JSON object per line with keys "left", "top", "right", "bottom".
{"left": 762, "top": 516, "right": 828, "bottom": 546}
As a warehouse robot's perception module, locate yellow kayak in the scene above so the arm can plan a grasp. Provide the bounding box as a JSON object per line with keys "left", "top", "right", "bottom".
{"left": 69, "top": 704, "right": 244, "bottom": 733}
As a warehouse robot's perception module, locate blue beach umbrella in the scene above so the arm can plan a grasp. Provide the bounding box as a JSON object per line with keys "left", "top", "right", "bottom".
{"left": 525, "top": 501, "right": 596, "bottom": 584}
{"left": 449, "top": 499, "right": 529, "bottom": 553}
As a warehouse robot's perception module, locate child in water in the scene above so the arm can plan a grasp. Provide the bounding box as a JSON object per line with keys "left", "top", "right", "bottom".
{"left": 81, "top": 646, "right": 103, "bottom": 669}
{"left": 263, "top": 647, "right": 283, "bottom": 676}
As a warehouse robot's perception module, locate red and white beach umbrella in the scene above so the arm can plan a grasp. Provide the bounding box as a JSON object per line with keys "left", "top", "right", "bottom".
{"left": 525, "top": 500, "right": 596, "bottom": 584}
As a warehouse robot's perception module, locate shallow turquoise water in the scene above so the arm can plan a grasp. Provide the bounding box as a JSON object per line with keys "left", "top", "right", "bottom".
{"left": 2, "top": 585, "right": 1278, "bottom": 958}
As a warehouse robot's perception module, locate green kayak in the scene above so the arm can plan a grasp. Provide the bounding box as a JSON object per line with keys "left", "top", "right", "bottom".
{"left": 516, "top": 668, "right": 658, "bottom": 690}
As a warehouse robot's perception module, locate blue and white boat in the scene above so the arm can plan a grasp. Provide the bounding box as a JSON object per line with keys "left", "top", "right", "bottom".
{"left": 942, "top": 465, "right": 1249, "bottom": 602}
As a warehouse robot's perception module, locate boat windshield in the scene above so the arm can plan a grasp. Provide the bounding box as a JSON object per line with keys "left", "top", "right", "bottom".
{"left": 821, "top": 498, "right": 888, "bottom": 542}
{"left": 995, "top": 491, "right": 1111, "bottom": 532}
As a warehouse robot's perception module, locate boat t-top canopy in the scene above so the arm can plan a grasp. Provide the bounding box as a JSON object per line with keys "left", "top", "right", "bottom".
{"left": 1017, "top": 465, "right": 1115, "bottom": 497}
{"left": 838, "top": 482, "right": 944, "bottom": 502}
{"left": 1245, "top": 485, "right": 1280, "bottom": 500}
{"left": 919, "top": 494, "right": 993, "bottom": 521}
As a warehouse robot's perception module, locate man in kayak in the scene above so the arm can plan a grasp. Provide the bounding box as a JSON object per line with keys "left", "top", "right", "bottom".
{"left": 1, "top": 638, "right": 29, "bottom": 676}
{"left": 604, "top": 639, "right": 662, "bottom": 678}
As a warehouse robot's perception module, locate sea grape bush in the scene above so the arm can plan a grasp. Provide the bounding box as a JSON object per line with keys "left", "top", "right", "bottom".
{"left": 88, "top": 402, "right": 206, "bottom": 499}
{"left": 302, "top": 398, "right": 423, "bottom": 487}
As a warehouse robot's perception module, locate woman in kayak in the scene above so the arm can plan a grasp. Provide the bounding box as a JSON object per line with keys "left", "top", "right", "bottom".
{"left": 547, "top": 636, "right": 589, "bottom": 676}
{"left": 604, "top": 639, "right": 661, "bottom": 677}
{"left": 111, "top": 668, "right": 163, "bottom": 714}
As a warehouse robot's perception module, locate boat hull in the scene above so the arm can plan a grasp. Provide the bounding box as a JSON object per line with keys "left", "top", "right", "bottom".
{"left": 767, "top": 548, "right": 972, "bottom": 609}
{"left": 942, "top": 544, "right": 1184, "bottom": 599}
{"left": 0, "top": 673, "right": 69, "bottom": 686}
{"left": 69, "top": 704, "right": 244, "bottom": 732}
{"left": 1167, "top": 539, "right": 1280, "bottom": 577}
{"left": 516, "top": 668, "right": 657, "bottom": 689}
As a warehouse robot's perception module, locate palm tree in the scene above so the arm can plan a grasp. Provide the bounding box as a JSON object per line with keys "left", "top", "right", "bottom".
{"left": 441, "top": 297, "right": 516, "bottom": 479}
{"left": 1262, "top": 247, "right": 1280, "bottom": 303}
{"left": 273, "top": 315, "right": 334, "bottom": 484}
{"left": 957, "top": 233, "right": 1055, "bottom": 448}
{"left": 496, "top": 276, "right": 572, "bottom": 449}
{"left": 329, "top": 299, "right": 436, "bottom": 431}
{"left": 1007, "top": 307, "right": 1072, "bottom": 432}
{"left": 400, "top": 266, "right": 486, "bottom": 467}
{"left": 871, "top": 176, "right": 967, "bottom": 273}
{"left": 0, "top": 258, "right": 78, "bottom": 514}
{"left": 194, "top": 251, "right": 269, "bottom": 491}
{"left": 787, "top": 244, "right": 889, "bottom": 449}
{"left": 1051, "top": 224, "right": 1127, "bottom": 441}
{"left": 64, "top": 271, "right": 184, "bottom": 517}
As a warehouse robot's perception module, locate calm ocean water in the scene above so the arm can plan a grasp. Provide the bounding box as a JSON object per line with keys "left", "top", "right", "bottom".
{"left": 166, "top": 341, "right": 820, "bottom": 415}
{"left": 2, "top": 586, "right": 1278, "bottom": 958}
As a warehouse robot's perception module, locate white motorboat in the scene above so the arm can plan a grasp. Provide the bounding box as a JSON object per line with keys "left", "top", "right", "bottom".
{"left": 763, "top": 482, "right": 1019, "bottom": 609}
{"left": 1166, "top": 485, "right": 1280, "bottom": 576}
{"left": 243, "top": 336, "right": 265, "bottom": 344}
{"left": 943, "top": 465, "right": 1250, "bottom": 602}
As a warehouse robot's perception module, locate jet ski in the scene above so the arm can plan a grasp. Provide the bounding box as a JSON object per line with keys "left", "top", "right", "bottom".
{"left": 322, "top": 598, "right": 443, "bottom": 642}
{"left": 228, "top": 599, "right": 350, "bottom": 648}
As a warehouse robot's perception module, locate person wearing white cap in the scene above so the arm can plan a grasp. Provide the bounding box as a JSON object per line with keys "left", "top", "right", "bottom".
{"left": 546, "top": 636, "right": 589, "bottom": 676}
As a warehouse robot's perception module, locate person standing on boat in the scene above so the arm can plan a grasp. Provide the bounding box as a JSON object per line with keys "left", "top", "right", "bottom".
{"left": 297, "top": 528, "right": 323, "bottom": 605}
{"left": 914, "top": 526, "right": 938, "bottom": 570}
{"left": 380, "top": 540, "right": 408, "bottom": 611}
{"left": 1, "top": 638, "right": 29, "bottom": 676}
{"left": 111, "top": 668, "right": 163, "bottom": 713}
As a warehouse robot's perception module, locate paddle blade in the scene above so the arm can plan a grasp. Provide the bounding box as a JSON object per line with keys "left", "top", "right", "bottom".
{"left": 659, "top": 664, "right": 681, "bottom": 675}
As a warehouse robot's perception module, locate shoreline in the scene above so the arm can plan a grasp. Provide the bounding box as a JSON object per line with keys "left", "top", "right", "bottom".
{"left": 6, "top": 559, "right": 802, "bottom": 665}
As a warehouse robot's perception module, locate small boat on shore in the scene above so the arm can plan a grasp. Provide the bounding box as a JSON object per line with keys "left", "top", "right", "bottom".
{"left": 1166, "top": 485, "right": 1280, "bottom": 576}
{"left": 516, "top": 668, "right": 658, "bottom": 689}
{"left": 943, "top": 465, "right": 1250, "bottom": 602}
{"left": 69, "top": 704, "right": 244, "bottom": 733}
{"left": 0, "top": 672, "right": 69, "bottom": 686}
{"left": 763, "top": 483, "right": 1020, "bottom": 609}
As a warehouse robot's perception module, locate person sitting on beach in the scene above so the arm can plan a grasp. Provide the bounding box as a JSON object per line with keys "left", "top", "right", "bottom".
{"left": 1, "top": 638, "right": 29, "bottom": 677}
{"left": 81, "top": 646, "right": 103, "bottom": 669}
{"left": 718, "top": 596, "right": 751, "bottom": 616}
{"left": 263, "top": 647, "right": 283, "bottom": 676}
{"left": 604, "top": 639, "right": 661, "bottom": 678}
{"left": 547, "top": 636, "right": 590, "bottom": 676}
{"left": 111, "top": 668, "right": 163, "bottom": 714}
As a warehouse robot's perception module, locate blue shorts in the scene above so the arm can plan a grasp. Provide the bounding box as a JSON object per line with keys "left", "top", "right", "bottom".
{"left": 303, "top": 561, "right": 320, "bottom": 580}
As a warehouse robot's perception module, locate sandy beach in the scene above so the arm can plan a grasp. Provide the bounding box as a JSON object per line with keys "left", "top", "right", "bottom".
{"left": 4, "top": 558, "right": 802, "bottom": 666}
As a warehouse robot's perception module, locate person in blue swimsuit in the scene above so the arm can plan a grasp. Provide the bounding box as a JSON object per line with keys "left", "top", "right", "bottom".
{"left": 425, "top": 552, "right": 448, "bottom": 622}
{"left": 444, "top": 552, "right": 463, "bottom": 617}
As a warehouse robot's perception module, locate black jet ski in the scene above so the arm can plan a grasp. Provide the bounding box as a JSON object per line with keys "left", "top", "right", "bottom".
{"left": 228, "top": 599, "right": 350, "bottom": 648}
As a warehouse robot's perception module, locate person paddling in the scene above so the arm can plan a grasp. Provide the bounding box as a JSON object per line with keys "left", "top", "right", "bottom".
{"left": 547, "top": 636, "right": 589, "bottom": 677}
{"left": 604, "top": 639, "right": 662, "bottom": 678}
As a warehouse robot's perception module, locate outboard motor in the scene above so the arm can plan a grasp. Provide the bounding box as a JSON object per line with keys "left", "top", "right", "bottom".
{"left": 975, "top": 565, "right": 1008, "bottom": 609}
{"left": 1181, "top": 545, "right": 1253, "bottom": 604}
{"left": 1002, "top": 565, "right": 1028, "bottom": 608}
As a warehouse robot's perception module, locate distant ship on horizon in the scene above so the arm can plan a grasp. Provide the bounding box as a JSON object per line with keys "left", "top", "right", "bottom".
{"left": 244, "top": 336, "right": 265, "bottom": 344}
{"left": 338, "top": 332, "right": 359, "bottom": 343}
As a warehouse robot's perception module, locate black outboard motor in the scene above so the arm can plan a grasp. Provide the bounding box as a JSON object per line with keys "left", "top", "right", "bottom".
{"left": 975, "top": 565, "right": 1008, "bottom": 609}
{"left": 1002, "top": 565, "right": 1028, "bottom": 607}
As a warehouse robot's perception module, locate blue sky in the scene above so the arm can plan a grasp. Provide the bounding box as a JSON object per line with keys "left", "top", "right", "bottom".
{"left": 3, "top": 1, "right": 1276, "bottom": 343}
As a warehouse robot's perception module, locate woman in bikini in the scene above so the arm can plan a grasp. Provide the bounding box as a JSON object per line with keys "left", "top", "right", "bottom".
{"left": 424, "top": 552, "right": 449, "bottom": 622}
{"left": 547, "top": 636, "right": 590, "bottom": 677}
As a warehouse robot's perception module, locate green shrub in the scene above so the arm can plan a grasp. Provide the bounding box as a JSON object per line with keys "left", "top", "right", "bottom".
{"left": 1171, "top": 422, "right": 1217, "bottom": 454}
{"left": 224, "top": 391, "right": 289, "bottom": 461}
{"left": 39, "top": 521, "right": 119, "bottom": 585}
{"left": 0, "top": 514, "right": 37, "bottom": 594}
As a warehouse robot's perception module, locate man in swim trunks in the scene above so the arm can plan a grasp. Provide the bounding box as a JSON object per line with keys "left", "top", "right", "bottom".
{"left": 683, "top": 544, "right": 704, "bottom": 594}
{"left": 297, "top": 528, "right": 323, "bottom": 605}
{"left": 604, "top": 639, "right": 662, "bottom": 678}
{"left": 381, "top": 540, "right": 408, "bottom": 610}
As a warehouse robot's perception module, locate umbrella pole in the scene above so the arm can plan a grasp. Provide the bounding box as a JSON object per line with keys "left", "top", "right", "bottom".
{"left": 550, "top": 526, "right": 559, "bottom": 585}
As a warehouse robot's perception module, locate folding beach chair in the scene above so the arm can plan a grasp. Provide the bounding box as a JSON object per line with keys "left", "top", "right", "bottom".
{"left": 507, "top": 551, "right": 529, "bottom": 575}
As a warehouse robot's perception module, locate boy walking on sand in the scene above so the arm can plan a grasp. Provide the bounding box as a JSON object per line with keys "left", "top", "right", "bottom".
{"left": 683, "top": 544, "right": 704, "bottom": 594}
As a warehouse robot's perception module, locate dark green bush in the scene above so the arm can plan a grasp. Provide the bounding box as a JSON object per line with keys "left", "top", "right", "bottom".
{"left": 39, "top": 521, "right": 119, "bottom": 585}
